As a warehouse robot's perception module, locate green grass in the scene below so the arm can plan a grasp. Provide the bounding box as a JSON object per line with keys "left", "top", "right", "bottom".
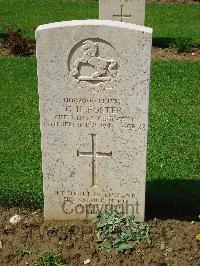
{"left": 0, "top": 57, "right": 42, "bottom": 207}
{"left": 148, "top": 61, "right": 199, "bottom": 182}
{"left": 146, "top": 3, "right": 200, "bottom": 45}
{"left": 0, "top": 57, "right": 199, "bottom": 216}
{"left": 0, "top": 1, "right": 199, "bottom": 44}
{"left": 0, "top": 0, "right": 98, "bottom": 39}
{"left": 147, "top": 61, "right": 200, "bottom": 217}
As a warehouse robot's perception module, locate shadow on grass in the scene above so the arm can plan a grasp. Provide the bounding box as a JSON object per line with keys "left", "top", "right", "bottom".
{"left": 146, "top": 179, "right": 200, "bottom": 220}
{"left": 0, "top": 32, "right": 9, "bottom": 40}
{"left": 1, "top": 179, "right": 199, "bottom": 221}
{"left": 152, "top": 37, "right": 197, "bottom": 48}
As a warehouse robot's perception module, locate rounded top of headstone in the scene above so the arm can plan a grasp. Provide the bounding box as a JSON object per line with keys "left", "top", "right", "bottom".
{"left": 36, "top": 19, "right": 153, "bottom": 35}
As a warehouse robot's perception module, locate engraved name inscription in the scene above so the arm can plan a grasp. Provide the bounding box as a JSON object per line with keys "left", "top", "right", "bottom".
{"left": 44, "top": 97, "right": 146, "bottom": 131}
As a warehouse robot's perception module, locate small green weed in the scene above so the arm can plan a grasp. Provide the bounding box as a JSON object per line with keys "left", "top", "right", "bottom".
{"left": 34, "top": 251, "right": 65, "bottom": 266}
{"left": 95, "top": 209, "right": 152, "bottom": 254}
{"left": 170, "top": 38, "right": 193, "bottom": 53}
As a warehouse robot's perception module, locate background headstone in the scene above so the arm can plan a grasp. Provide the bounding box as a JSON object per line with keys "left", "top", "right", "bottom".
{"left": 36, "top": 20, "right": 152, "bottom": 221}
{"left": 99, "top": 0, "right": 146, "bottom": 25}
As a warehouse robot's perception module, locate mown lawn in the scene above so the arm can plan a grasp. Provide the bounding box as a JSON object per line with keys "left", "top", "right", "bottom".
{"left": 146, "top": 3, "right": 200, "bottom": 44}
{"left": 0, "top": 57, "right": 43, "bottom": 207}
{"left": 0, "top": 57, "right": 199, "bottom": 216}
{"left": 0, "top": 0, "right": 199, "bottom": 44}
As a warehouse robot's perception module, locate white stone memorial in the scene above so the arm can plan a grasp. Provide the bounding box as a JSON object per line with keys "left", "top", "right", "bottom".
{"left": 36, "top": 20, "right": 152, "bottom": 221}
{"left": 99, "top": 0, "right": 145, "bottom": 25}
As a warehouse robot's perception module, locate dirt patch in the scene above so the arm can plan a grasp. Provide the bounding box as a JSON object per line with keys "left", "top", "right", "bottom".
{"left": 152, "top": 47, "right": 200, "bottom": 61}
{"left": 0, "top": 45, "right": 11, "bottom": 57}
{"left": 0, "top": 36, "right": 35, "bottom": 57}
{"left": 0, "top": 206, "right": 199, "bottom": 266}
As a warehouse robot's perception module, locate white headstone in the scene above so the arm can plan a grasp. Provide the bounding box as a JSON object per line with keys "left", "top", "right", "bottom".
{"left": 36, "top": 20, "right": 152, "bottom": 221}
{"left": 99, "top": 0, "right": 145, "bottom": 25}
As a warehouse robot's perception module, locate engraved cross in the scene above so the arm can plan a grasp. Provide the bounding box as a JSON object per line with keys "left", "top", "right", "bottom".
{"left": 113, "top": 5, "right": 131, "bottom": 22}
{"left": 77, "top": 134, "right": 112, "bottom": 187}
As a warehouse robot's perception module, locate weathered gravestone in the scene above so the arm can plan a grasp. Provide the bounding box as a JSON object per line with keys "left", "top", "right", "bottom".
{"left": 99, "top": 0, "right": 146, "bottom": 25}
{"left": 36, "top": 20, "right": 152, "bottom": 221}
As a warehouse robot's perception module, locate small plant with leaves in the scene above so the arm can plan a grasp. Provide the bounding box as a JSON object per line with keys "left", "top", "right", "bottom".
{"left": 95, "top": 208, "right": 152, "bottom": 254}
{"left": 34, "top": 251, "right": 65, "bottom": 266}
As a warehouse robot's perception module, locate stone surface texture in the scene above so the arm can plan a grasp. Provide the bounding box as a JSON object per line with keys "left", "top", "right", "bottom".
{"left": 36, "top": 20, "right": 152, "bottom": 221}
{"left": 99, "top": 0, "right": 145, "bottom": 25}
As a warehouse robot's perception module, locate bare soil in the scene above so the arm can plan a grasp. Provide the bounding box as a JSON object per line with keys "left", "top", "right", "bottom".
{"left": 0, "top": 37, "right": 35, "bottom": 57}
{"left": 151, "top": 47, "right": 200, "bottom": 61}
{"left": 0, "top": 206, "right": 199, "bottom": 266}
